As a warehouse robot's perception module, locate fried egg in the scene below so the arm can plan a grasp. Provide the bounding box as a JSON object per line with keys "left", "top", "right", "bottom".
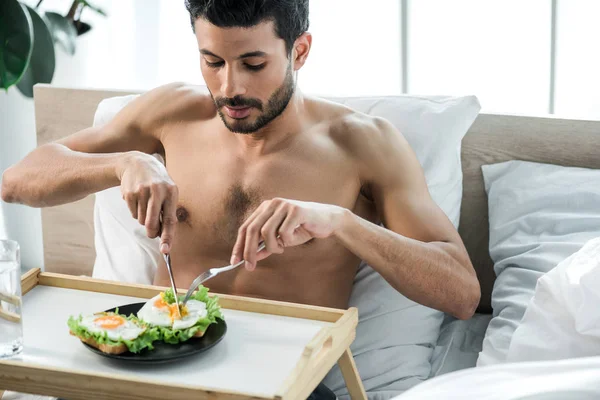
{"left": 137, "top": 293, "right": 207, "bottom": 330}
{"left": 79, "top": 313, "right": 145, "bottom": 341}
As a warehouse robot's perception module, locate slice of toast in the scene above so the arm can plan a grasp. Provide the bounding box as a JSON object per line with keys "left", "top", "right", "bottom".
{"left": 193, "top": 329, "right": 205, "bottom": 338}
{"left": 69, "top": 331, "right": 128, "bottom": 354}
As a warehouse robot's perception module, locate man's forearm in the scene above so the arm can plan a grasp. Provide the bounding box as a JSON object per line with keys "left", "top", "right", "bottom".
{"left": 1, "top": 143, "right": 125, "bottom": 207}
{"left": 333, "top": 210, "right": 480, "bottom": 320}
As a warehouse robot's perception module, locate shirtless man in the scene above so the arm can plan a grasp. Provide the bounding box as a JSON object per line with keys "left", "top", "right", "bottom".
{"left": 1, "top": 0, "right": 480, "bottom": 319}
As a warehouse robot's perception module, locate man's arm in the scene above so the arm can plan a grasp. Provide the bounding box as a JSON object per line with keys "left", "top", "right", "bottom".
{"left": 230, "top": 114, "right": 480, "bottom": 320}
{"left": 0, "top": 82, "right": 193, "bottom": 252}
{"left": 333, "top": 116, "right": 480, "bottom": 319}
{"left": 1, "top": 83, "right": 174, "bottom": 206}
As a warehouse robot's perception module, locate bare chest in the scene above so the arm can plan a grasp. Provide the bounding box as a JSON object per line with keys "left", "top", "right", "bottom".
{"left": 163, "top": 134, "right": 363, "bottom": 260}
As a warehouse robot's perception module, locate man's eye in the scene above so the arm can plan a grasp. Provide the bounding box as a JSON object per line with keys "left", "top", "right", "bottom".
{"left": 245, "top": 63, "right": 266, "bottom": 71}
{"left": 205, "top": 60, "right": 224, "bottom": 68}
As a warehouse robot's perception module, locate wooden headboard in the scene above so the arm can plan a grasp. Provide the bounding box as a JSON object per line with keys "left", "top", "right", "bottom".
{"left": 33, "top": 84, "right": 600, "bottom": 313}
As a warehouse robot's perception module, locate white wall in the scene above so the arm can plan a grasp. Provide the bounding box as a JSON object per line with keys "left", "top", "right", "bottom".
{"left": 0, "top": 88, "right": 42, "bottom": 269}
{"left": 2, "top": 0, "right": 600, "bottom": 269}
{"left": 0, "top": 0, "right": 198, "bottom": 269}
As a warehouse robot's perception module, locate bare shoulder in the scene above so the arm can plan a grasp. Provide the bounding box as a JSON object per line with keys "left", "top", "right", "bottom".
{"left": 308, "top": 97, "right": 401, "bottom": 150}
{"left": 311, "top": 98, "right": 413, "bottom": 183}
{"left": 110, "top": 82, "right": 216, "bottom": 136}
{"left": 55, "top": 83, "right": 217, "bottom": 155}
{"left": 331, "top": 110, "right": 400, "bottom": 151}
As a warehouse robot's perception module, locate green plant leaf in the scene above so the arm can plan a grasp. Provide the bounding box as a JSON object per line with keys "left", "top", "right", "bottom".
{"left": 78, "top": 0, "right": 107, "bottom": 17}
{"left": 0, "top": 0, "right": 34, "bottom": 90}
{"left": 44, "top": 12, "right": 77, "bottom": 56}
{"left": 16, "top": 5, "right": 56, "bottom": 98}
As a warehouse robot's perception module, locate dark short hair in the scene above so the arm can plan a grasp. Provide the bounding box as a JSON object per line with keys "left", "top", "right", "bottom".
{"left": 185, "top": 0, "right": 309, "bottom": 55}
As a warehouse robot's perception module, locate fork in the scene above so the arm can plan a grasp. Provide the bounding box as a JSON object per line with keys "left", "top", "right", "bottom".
{"left": 181, "top": 240, "right": 267, "bottom": 306}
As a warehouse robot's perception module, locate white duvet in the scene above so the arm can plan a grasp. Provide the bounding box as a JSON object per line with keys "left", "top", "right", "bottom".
{"left": 506, "top": 236, "right": 600, "bottom": 362}
{"left": 393, "top": 356, "right": 600, "bottom": 400}
{"left": 394, "top": 236, "right": 600, "bottom": 399}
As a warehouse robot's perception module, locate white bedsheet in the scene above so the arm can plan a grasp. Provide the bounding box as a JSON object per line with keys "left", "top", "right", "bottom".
{"left": 430, "top": 313, "right": 492, "bottom": 377}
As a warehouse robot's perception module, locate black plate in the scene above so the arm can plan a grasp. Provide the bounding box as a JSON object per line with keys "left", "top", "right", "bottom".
{"left": 80, "top": 302, "right": 227, "bottom": 363}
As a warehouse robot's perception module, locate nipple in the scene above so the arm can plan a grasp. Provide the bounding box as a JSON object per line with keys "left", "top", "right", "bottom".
{"left": 176, "top": 206, "right": 189, "bottom": 223}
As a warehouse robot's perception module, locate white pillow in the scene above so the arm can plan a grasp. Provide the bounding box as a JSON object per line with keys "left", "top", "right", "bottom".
{"left": 477, "top": 160, "right": 600, "bottom": 367}
{"left": 91, "top": 94, "right": 161, "bottom": 285}
{"left": 319, "top": 95, "right": 480, "bottom": 399}
{"left": 325, "top": 95, "right": 480, "bottom": 229}
{"left": 91, "top": 90, "right": 481, "bottom": 399}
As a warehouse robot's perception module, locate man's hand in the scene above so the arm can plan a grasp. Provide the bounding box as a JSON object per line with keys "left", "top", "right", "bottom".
{"left": 118, "top": 152, "right": 178, "bottom": 254}
{"left": 230, "top": 198, "right": 348, "bottom": 271}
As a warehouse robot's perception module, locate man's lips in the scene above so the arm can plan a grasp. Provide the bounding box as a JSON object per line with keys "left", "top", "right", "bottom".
{"left": 224, "top": 106, "right": 251, "bottom": 119}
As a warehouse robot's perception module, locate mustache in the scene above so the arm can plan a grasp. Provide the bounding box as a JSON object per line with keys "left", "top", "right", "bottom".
{"left": 215, "top": 96, "right": 263, "bottom": 111}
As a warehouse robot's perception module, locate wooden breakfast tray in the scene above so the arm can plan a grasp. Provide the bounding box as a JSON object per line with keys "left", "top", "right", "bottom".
{"left": 0, "top": 269, "right": 366, "bottom": 400}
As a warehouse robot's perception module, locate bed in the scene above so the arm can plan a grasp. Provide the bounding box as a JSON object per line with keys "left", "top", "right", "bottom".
{"left": 5, "top": 84, "right": 600, "bottom": 399}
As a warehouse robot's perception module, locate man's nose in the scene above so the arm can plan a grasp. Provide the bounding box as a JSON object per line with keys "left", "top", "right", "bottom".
{"left": 221, "top": 66, "right": 247, "bottom": 98}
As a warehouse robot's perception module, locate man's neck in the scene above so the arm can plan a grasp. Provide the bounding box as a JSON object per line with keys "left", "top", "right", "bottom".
{"left": 231, "top": 91, "right": 308, "bottom": 156}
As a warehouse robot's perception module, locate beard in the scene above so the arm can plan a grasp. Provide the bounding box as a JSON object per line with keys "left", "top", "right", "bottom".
{"left": 211, "top": 64, "right": 295, "bottom": 134}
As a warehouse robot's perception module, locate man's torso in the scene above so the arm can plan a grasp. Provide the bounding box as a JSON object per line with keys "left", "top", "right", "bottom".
{"left": 152, "top": 90, "right": 378, "bottom": 309}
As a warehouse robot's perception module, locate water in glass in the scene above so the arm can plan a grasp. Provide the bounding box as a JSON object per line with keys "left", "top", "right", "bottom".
{"left": 0, "top": 240, "right": 23, "bottom": 358}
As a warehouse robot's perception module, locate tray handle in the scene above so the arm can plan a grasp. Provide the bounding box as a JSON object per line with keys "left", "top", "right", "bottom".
{"left": 275, "top": 307, "right": 361, "bottom": 400}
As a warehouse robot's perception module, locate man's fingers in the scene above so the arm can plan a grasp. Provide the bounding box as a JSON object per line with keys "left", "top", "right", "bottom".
{"left": 255, "top": 247, "right": 273, "bottom": 263}
{"left": 159, "top": 185, "right": 178, "bottom": 254}
{"left": 231, "top": 202, "right": 265, "bottom": 265}
{"left": 242, "top": 210, "right": 273, "bottom": 271}
{"left": 260, "top": 206, "right": 286, "bottom": 255}
{"left": 243, "top": 223, "right": 259, "bottom": 271}
{"left": 159, "top": 214, "right": 176, "bottom": 254}
{"left": 244, "top": 205, "right": 280, "bottom": 271}
{"left": 145, "top": 194, "right": 162, "bottom": 238}
{"left": 137, "top": 187, "right": 149, "bottom": 226}
{"left": 278, "top": 205, "right": 301, "bottom": 245}
{"left": 230, "top": 229, "right": 246, "bottom": 266}
{"left": 123, "top": 192, "right": 138, "bottom": 220}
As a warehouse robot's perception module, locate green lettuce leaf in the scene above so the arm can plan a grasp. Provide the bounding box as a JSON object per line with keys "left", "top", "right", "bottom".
{"left": 67, "top": 312, "right": 160, "bottom": 353}
{"left": 162, "top": 288, "right": 176, "bottom": 305}
{"left": 159, "top": 287, "right": 224, "bottom": 344}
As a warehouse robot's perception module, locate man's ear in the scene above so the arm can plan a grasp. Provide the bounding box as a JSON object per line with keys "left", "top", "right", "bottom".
{"left": 293, "top": 32, "right": 312, "bottom": 71}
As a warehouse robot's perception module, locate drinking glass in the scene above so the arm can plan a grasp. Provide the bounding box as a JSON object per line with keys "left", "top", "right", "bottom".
{"left": 0, "top": 239, "right": 23, "bottom": 358}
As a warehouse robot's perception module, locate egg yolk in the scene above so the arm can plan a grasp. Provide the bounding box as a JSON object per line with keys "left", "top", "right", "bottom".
{"left": 154, "top": 297, "right": 168, "bottom": 308}
{"left": 154, "top": 295, "right": 188, "bottom": 321}
{"left": 94, "top": 315, "right": 125, "bottom": 329}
